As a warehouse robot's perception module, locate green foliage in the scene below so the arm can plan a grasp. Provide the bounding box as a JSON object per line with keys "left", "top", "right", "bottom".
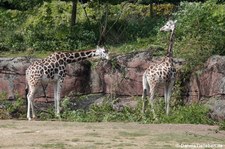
{"left": 0, "top": 1, "right": 172, "bottom": 53}
{"left": 0, "top": 94, "right": 214, "bottom": 125}
{"left": 0, "top": 95, "right": 26, "bottom": 119}
{"left": 173, "top": 0, "right": 225, "bottom": 71}
{"left": 219, "top": 121, "right": 225, "bottom": 130}
{"left": 160, "top": 104, "right": 213, "bottom": 124}
{"left": 59, "top": 96, "right": 212, "bottom": 124}
{"left": 0, "top": 0, "right": 45, "bottom": 10}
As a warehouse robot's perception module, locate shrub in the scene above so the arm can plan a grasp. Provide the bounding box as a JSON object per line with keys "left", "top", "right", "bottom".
{"left": 0, "top": 2, "right": 173, "bottom": 52}
{"left": 173, "top": 0, "right": 225, "bottom": 70}
{"left": 59, "top": 96, "right": 212, "bottom": 124}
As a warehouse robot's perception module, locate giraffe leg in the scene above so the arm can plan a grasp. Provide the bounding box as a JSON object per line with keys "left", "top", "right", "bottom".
{"left": 31, "top": 100, "right": 36, "bottom": 119}
{"left": 149, "top": 86, "right": 156, "bottom": 119}
{"left": 27, "top": 94, "right": 31, "bottom": 121}
{"left": 54, "top": 80, "right": 62, "bottom": 118}
{"left": 142, "top": 74, "right": 149, "bottom": 114}
{"left": 164, "top": 83, "right": 169, "bottom": 115}
{"left": 27, "top": 86, "right": 36, "bottom": 120}
{"left": 53, "top": 82, "right": 57, "bottom": 115}
{"left": 166, "top": 80, "right": 175, "bottom": 115}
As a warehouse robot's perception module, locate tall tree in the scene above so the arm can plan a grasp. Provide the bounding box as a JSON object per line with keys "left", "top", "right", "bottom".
{"left": 71, "top": 0, "right": 78, "bottom": 26}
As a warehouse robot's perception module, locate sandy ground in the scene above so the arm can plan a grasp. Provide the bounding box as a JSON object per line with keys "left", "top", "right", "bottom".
{"left": 0, "top": 120, "right": 225, "bottom": 149}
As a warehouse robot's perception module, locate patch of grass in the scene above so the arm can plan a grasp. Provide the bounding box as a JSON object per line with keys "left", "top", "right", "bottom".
{"left": 113, "top": 143, "right": 138, "bottom": 148}
{"left": 84, "top": 140, "right": 95, "bottom": 143}
{"left": 219, "top": 121, "right": 225, "bottom": 131}
{"left": 18, "top": 130, "right": 37, "bottom": 134}
{"left": 40, "top": 143, "right": 68, "bottom": 149}
{"left": 0, "top": 124, "right": 16, "bottom": 129}
{"left": 0, "top": 50, "right": 52, "bottom": 58}
{"left": 85, "top": 132, "right": 101, "bottom": 137}
{"left": 154, "top": 132, "right": 224, "bottom": 145}
{"left": 94, "top": 142, "right": 109, "bottom": 145}
{"left": 118, "top": 131, "right": 147, "bottom": 137}
{"left": 71, "top": 138, "right": 80, "bottom": 142}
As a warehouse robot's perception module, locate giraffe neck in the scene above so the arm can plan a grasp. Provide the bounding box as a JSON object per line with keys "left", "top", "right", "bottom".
{"left": 167, "top": 28, "right": 176, "bottom": 57}
{"left": 62, "top": 49, "right": 97, "bottom": 64}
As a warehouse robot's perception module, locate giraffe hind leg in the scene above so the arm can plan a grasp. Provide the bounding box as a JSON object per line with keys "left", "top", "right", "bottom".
{"left": 142, "top": 89, "right": 147, "bottom": 114}
{"left": 142, "top": 74, "right": 149, "bottom": 114}
{"left": 148, "top": 84, "right": 157, "bottom": 119}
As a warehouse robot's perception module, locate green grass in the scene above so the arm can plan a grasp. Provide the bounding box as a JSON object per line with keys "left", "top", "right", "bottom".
{"left": 0, "top": 37, "right": 161, "bottom": 59}
{"left": 0, "top": 50, "right": 52, "bottom": 58}
{"left": 118, "top": 131, "right": 148, "bottom": 137}
{"left": 40, "top": 143, "right": 68, "bottom": 149}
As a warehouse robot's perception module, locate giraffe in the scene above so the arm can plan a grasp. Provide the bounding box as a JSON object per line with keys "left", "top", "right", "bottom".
{"left": 142, "top": 20, "right": 177, "bottom": 117}
{"left": 26, "top": 46, "right": 109, "bottom": 120}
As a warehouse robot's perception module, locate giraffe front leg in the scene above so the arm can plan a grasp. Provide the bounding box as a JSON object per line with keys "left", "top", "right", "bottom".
{"left": 54, "top": 80, "right": 62, "bottom": 118}
{"left": 53, "top": 83, "right": 58, "bottom": 115}
{"left": 164, "top": 84, "right": 169, "bottom": 115}
{"left": 27, "top": 87, "right": 35, "bottom": 121}
{"left": 166, "top": 80, "right": 175, "bottom": 115}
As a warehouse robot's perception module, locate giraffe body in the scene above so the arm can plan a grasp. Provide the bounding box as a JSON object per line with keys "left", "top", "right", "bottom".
{"left": 142, "top": 20, "right": 177, "bottom": 117}
{"left": 142, "top": 57, "right": 176, "bottom": 116}
{"left": 26, "top": 46, "right": 108, "bottom": 120}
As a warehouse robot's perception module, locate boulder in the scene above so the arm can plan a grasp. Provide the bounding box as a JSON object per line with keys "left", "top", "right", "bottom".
{"left": 187, "top": 55, "right": 225, "bottom": 102}
{"left": 187, "top": 55, "right": 225, "bottom": 120}
{"left": 0, "top": 57, "right": 32, "bottom": 99}
{"left": 101, "top": 51, "right": 153, "bottom": 96}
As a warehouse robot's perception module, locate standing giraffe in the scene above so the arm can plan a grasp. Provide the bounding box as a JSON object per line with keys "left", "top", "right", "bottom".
{"left": 142, "top": 20, "right": 177, "bottom": 117}
{"left": 26, "top": 46, "right": 109, "bottom": 120}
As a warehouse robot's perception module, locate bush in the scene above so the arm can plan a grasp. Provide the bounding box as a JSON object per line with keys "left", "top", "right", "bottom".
{"left": 0, "top": 2, "right": 174, "bottom": 52}
{"left": 59, "top": 96, "right": 212, "bottom": 124}
{"left": 160, "top": 104, "right": 213, "bottom": 124}
{"left": 0, "top": 95, "right": 26, "bottom": 119}
{"left": 173, "top": 0, "right": 225, "bottom": 71}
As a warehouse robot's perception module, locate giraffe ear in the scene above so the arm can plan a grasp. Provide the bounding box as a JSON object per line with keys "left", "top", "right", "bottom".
{"left": 103, "top": 46, "right": 108, "bottom": 53}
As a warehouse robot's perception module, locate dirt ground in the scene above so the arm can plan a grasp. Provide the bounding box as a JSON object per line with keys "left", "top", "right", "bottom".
{"left": 0, "top": 120, "right": 225, "bottom": 149}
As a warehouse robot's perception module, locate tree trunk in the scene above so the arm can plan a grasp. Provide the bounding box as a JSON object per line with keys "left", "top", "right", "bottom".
{"left": 98, "top": 3, "right": 109, "bottom": 46}
{"left": 150, "top": 1, "right": 153, "bottom": 17}
{"left": 71, "top": 0, "right": 78, "bottom": 27}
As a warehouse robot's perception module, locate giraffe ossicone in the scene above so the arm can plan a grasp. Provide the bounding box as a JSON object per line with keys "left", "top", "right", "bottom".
{"left": 142, "top": 20, "right": 177, "bottom": 118}
{"left": 26, "top": 46, "right": 109, "bottom": 120}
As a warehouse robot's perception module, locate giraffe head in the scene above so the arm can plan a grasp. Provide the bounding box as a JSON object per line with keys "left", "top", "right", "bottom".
{"left": 160, "top": 20, "right": 177, "bottom": 32}
{"left": 95, "top": 46, "right": 109, "bottom": 60}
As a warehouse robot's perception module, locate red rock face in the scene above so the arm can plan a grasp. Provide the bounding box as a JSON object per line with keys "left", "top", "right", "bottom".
{"left": 0, "top": 50, "right": 187, "bottom": 101}
{"left": 0, "top": 51, "right": 153, "bottom": 100}
{"left": 187, "top": 55, "right": 225, "bottom": 102}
